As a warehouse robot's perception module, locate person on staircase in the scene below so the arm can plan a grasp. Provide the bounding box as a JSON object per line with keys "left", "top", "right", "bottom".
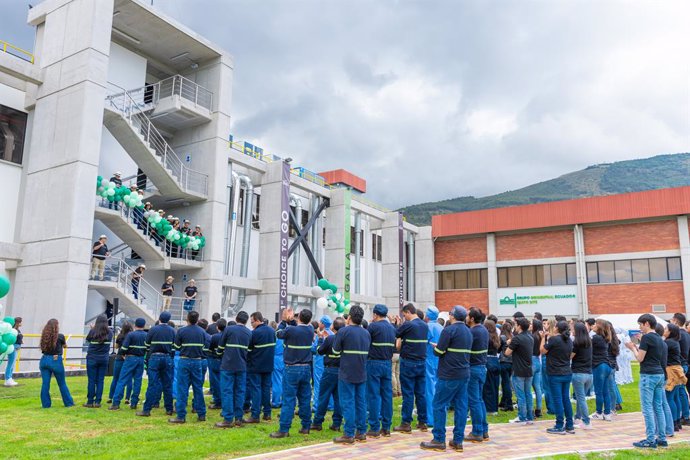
{"left": 90, "top": 235, "right": 110, "bottom": 281}
{"left": 183, "top": 280, "right": 198, "bottom": 311}
{"left": 109, "top": 172, "right": 122, "bottom": 210}
{"left": 161, "top": 276, "right": 174, "bottom": 310}
{"left": 192, "top": 225, "right": 203, "bottom": 260}
{"left": 131, "top": 264, "right": 145, "bottom": 301}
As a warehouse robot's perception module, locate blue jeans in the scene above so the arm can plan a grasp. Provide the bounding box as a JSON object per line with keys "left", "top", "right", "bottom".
{"left": 610, "top": 372, "right": 622, "bottom": 405}
{"left": 313, "top": 367, "right": 342, "bottom": 427}
{"left": 143, "top": 354, "right": 174, "bottom": 413}
{"left": 499, "top": 362, "right": 513, "bottom": 408}
{"left": 39, "top": 355, "right": 74, "bottom": 408}
{"left": 339, "top": 380, "right": 367, "bottom": 437}
{"left": 183, "top": 299, "right": 195, "bottom": 311}
{"left": 172, "top": 352, "right": 180, "bottom": 399}
{"left": 431, "top": 377, "right": 470, "bottom": 444}
{"left": 366, "top": 360, "right": 393, "bottom": 432}
{"left": 469, "top": 365, "right": 488, "bottom": 435}
{"left": 113, "top": 356, "right": 144, "bottom": 406}
{"left": 640, "top": 373, "right": 666, "bottom": 443}
{"left": 86, "top": 357, "right": 109, "bottom": 404}
{"left": 108, "top": 359, "right": 132, "bottom": 401}
{"left": 548, "top": 374, "right": 573, "bottom": 430}
{"left": 400, "top": 358, "right": 427, "bottom": 424}
{"left": 248, "top": 372, "right": 272, "bottom": 418}
{"left": 541, "top": 355, "right": 551, "bottom": 413}
{"left": 312, "top": 356, "right": 324, "bottom": 412}
{"left": 176, "top": 359, "right": 206, "bottom": 420}
{"left": 483, "top": 357, "right": 500, "bottom": 413}
{"left": 5, "top": 344, "right": 19, "bottom": 380}
{"left": 531, "top": 356, "right": 543, "bottom": 411}
{"left": 593, "top": 363, "right": 613, "bottom": 415}
{"left": 221, "top": 370, "right": 246, "bottom": 422}
{"left": 681, "top": 364, "right": 690, "bottom": 419}
{"left": 662, "top": 392, "right": 674, "bottom": 437}
{"left": 512, "top": 375, "right": 533, "bottom": 421}
{"left": 425, "top": 355, "right": 439, "bottom": 426}
{"left": 571, "top": 372, "right": 593, "bottom": 424}
{"left": 272, "top": 358, "right": 284, "bottom": 407}
{"left": 667, "top": 387, "right": 679, "bottom": 421}
{"left": 278, "top": 365, "right": 312, "bottom": 432}
{"left": 208, "top": 358, "right": 221, "bottom": 405}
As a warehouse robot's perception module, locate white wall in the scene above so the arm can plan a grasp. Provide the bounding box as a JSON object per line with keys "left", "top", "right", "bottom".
{"left": 0, "top": 82, "right": 27, "bottom": 244}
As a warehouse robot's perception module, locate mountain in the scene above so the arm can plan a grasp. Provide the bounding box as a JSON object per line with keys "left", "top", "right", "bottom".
{"left": 400, "top": 153, "right": 690, "bottom": 226}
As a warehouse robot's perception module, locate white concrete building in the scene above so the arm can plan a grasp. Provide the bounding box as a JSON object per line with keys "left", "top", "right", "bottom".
{"left": 0, "top": 0, "right": 434, "bottom": 366}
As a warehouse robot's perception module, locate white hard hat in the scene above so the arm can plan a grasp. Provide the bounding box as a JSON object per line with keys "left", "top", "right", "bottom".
{"left": 99, "top": 234, "right": 107, "bottom": 239}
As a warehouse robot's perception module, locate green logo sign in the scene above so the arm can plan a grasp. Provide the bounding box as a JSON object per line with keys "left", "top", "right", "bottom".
{"left": 499, "top": 293, "right": 576, "bottom": 308}
{"left": 500, "top": 295, "right": 517, "bottom": 308}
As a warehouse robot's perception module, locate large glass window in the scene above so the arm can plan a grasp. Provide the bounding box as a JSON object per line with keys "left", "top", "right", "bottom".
{"left": 586, "top": 262, "right": 599, "bottom": 284}
{"left": 614, "top": 260, "right": 632, "bottom": 283}
{"left": 668, "top": 257, "right": 682, "bottom": 280}
{"left": 598, "top": 261, "right": 615, "bottom": 283}
{"left": 497, "top": 263, "right": 577, "bottom": 287}
{"left": 0, "top": 104, "right": 27, "bottom": 165}
{"left": 649, "top": 258, "right": 668, "bottom": 282}
{"left": 438, "top": 269, "right": 488, "bottom": 290}
{"left": 631, "top": 259, "right": 650, "bottom": 282}
{"left": 550, "top": 264, "right": 567, "bottom": 285}
{"left": 587, "top": 257, "right": 682, "bottom": 284}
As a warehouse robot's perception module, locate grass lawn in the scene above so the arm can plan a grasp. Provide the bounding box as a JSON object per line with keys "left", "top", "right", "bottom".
{"left": 1, "top": 363, "right": 689, "bottom": 459}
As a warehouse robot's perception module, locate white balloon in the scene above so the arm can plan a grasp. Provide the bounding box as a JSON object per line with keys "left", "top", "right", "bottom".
{"left": 108, "top": 181, "right": 116, "bottom": 189}
{"left": 335, "top": 293, "right": 343, "bottom": 301}
{"left": 5, "top": 344, "right": 14, "bottom": 355}
{"left": 327, "top": 300, "right": 336, "bottom": 310}
{"left": 316, "top": 297, "right": 328, "bottom": 309}
{"left": 0, "top": 303, "right": 4, "bottom": 314}
{"left": 0, "top": 321, "right": 10, "bottom": 335}
{"left": 311, "top": 286, "right": 324, "bottom": 298}
{"left": 324, "top": 289, "right": 333, "bottom": 297}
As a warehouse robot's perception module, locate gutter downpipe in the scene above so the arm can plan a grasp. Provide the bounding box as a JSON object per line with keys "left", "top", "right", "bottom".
{"left": 231, "top": 174, "right": 254, "bottom": 314}
{"left": 222, "top": 172, "right": 241, "bottom": 312}
{"left": 290, "top": 194, "right": 302, "bottom": 308}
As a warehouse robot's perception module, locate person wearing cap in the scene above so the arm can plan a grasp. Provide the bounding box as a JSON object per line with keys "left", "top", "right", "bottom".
{"left": 244, "top": 312, "right": 276, "bottom": 423}
{"left": 424, "top": 305, "right": 443, "bottom": 428}
{"left": 110, "top": 318, "right": 148, "bottom": 410}
{"left": 108, "top": 172, "right": 122, "bottom": 209}
{"left": 181, "top": 220, "right": 192, "bottom": 235}
{"left": 137, "top": 311, "right": 176, "bottom": 417}
{"left": 192, "top": 225, "right": 203, "bottom": 260}
{"left": 161, "top": 276, "right": 174, "bottom": 310}
{"left": 131, "top": 264, "right": 146, "bottom": 300}
{"left": 311, "top": 317, "right": 345, "bottom": 432}
{"left": 90, "top": 235, "right": 110, "bottom": 281}
{"left": 465, "top": 307, "right": 490, "bottom": 443}
{"left": 420, "top": 306, "right": 472, "bottom": 452}
{"left": 312, "top": 315, "right": 333, "bottom": 415}
{"left": 366, "top": 304, "right": 397, "bottom": 438}
{"left": 394, "top": 303, "right": 430, "bottom": 433}
{"left": 183, "top": 280, "right": 198, "bottom": 311}
{"left": 207, "top": 318, "right": 227, "bottom": 410}
{"left": 215, "top": 311, "right": 252, "bottom": 428}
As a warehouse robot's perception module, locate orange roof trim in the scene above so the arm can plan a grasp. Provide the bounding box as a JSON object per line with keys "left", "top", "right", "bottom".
{"left": 319, "top": 169, "right": 367, "bottom": 193}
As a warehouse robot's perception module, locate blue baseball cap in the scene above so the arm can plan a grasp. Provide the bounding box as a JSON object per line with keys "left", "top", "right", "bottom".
{"left": 159, "top": 311, "right": 171, "bottom": 323}
{"left": 373, "top": 304, "right": 388, "bottom": 317}
{"left": 135, "top": 318, "right": 146, "bottom": 328}
{"left": 320, "top": 315, "right": 332, "bottom": 327}
{"left": 451, "top": 305, "right": 467, "bottom": 321}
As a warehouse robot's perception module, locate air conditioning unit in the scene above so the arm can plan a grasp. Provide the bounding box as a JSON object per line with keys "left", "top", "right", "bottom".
{"left": 651, "top": 304, "right": 666, "bottom": 313}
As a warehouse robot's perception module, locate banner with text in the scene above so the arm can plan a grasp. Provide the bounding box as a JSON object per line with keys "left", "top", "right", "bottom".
{"left": 279, "top": 162, "right": 290, "bottom": 310}
{"left": 398, "top": 212, "right": 404, "bottom": 310}
{"left": 343, "top": 190, "right": 352, "bottom": 302}
{"left": 496, "top": 285, "right": 578, "bottom": 317}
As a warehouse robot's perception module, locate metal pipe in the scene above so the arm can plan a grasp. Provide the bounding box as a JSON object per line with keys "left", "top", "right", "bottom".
{"left": 234, "top": 175, "right": 254, "bottom": 312}
{"left": 407, "top": 231, "right": 415, "bottom": 302}
{"left": 224, "top": 172, "right": 240, "bottom": 275}
{"left": 354, "top": 212, "right": 362, "bottom": 294}
{"left": 290, "top": 194, "right": 302, "bottom": 308}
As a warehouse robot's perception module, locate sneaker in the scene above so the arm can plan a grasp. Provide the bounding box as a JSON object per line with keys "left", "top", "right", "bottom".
{"left": 4, "top": 379, "right": 18, "bottom": 387}
{"left": 509, "top": 417, "right": 524, "bottom": 424}
{"left": 581, "top": 423, "right": 593, "bottom": 430}
{"left": 525, "top": 420, "right": 534, "bottom": 425}
{"left": 590, "top": 413, "right": 604, "bottom": 420}
{"left": 546, "top": 427, "right": 566, "bottom": 435}
{"left": 632, "top": 439, "right": 656, "bottom": 449}
{"left": 657, "top": 440, "right": 668, "bottom": 447}
{"left": 603, "top": 414, "right": 613, "bottom": 421}
{"left": 565, "top": 427, "right": 576, "bottom": 434}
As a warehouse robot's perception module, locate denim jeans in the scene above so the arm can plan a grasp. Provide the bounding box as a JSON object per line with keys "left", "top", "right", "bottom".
{"left": 108, "top": 359, "right": 132, "bottom": 401}
{"left": 272, "top": 356, "right": 284, "bottom": 407}
{"left": 312, "top": 355, "right": 324, "bottom": 413}
{"left": 39, "top": 355, "right": 74, "bottom": 408}
{"left": 662, "top": 391, "right": 674, "bottom": 437}
{"left": 313, "top": 367, "right": 342, "bottom": 427}
{"left": 176, "top": 359, "right": 206, "bottom": 420}
{"left": 469, "top": 365, "right": 488, "bottom": 435}
{"left": 183, "top": 299, "right": 195, "bottom": 311}
{"left": 131, "top": 280, "right": 139, "bottom": 300}
{"left": 681, "top": 364, "right": 690, "bottom": 419}
{"left": 221, "top": 370, "right": 246, "bottom": 422}
{"left": 593, "top": 363, "right": 613, "bottom": 415}
{"left": 541, "top": 355, "right": 552, "bottom": 413}
{"left": 339, "top": 379, "right": 367, "bottom": 437}
{"left": 431, "top": 377, "right": 470, "bottom": 444}
{"left": 667, "top": 387, "right": 679, "bottom": 421}
{"left": 512, "top": 375, "right": 533, "bottom": 421}
{"left": 207, "top": 358, "right": 221, "bottom": 405}
{"left": 278, "top": 365, "right": 312, "bottom": 432}
{"left": 499, "top": 361, "right": 513, "bottom": 408}
{"left": 610, "top": 372, "right": 622, "bottom": 405}
{"left": 483, "top": 357, "right": 500, "bottom": 413}
{"left": 571, "top": 372, "right": 593, "bottom": 424}
{"left": 5, "top": 344, "right": 19, "bottom": 380}
{"left": 366, "top": 360, "right": 393, "bottom": 432}
{"left": 248, "top": 372, "right": 272, "bottom": 418}
{"left": 640, "top": 373, "right": 666, "bottom": 443}
{"left": 531, "top": 356, "right": 543, "bottom": 411}
{"left": 425, "top": 354, "right": 439, "bottom": 426}
{"left": 172, "top": 352, "right": 180, "bottom": 399}
{"left": 548, "top": 374, "right": 573, "bottom": 430}
{"left": 400, "top": 358, "right": 427, "bottom": 424}
{"left": 143, "top": 354, "right": 174, "bottom": 413}
{"left": 113, "top": 356, "right": 144, "bottom": 406}
{"left": 86, "top": 357, "right": 109, "bottom": 404}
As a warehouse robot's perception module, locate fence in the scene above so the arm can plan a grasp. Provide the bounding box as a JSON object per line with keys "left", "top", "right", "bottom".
{"left": 3, "top": 334, "right": 87, "bottom": 374}
{"left": 1, "top": 39, "right": 34, "bottom": 63}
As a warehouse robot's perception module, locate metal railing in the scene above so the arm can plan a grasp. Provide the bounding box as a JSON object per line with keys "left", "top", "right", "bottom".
{"left": 106, "top": 90, "right": 209, "bottom": 197}
{"left": 2, "top": 334, "right": 87, "bottom": 374}
{"left": 156, "top": 75, "right": 213, "bottom": 110}
{"left": 1, "top": 39, "right": 34, "bottom": 63}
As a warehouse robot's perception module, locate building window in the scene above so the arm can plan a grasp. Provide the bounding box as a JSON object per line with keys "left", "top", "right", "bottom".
{"left": 374, "top": 234, "right": 382, "bottom": 261}
{"left": 668, "top": 257, "right": 683, "bottom": 280}
{"left": 586, "top": 262, "right": 598, "bottom": 284}
{"left": 587, "top": 257, "right": 682, "bottom": 284}
{"left": 350, "top": 227, "right": 364, "bottom": 256}
{"left": 632, "top": 259, "right": 650, "bottom": 282}
{"left": 438, "top": 269, "right": 488, "bottom": 290}
{"left": 497, "top": 263, "right": 577, "bottom": 288}
{"left": 252, "top": 194, "right": 260, "bottom": 230}
{"left": 0, "top": 104, "right": 27, "bottom": 165}
{"left": 614, "top": 260, "right": 632, "bottom": 283}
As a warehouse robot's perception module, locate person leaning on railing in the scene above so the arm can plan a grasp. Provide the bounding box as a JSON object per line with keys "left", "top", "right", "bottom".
{"left": 161, "top": 276, "right": 175, "bottom": 309}
{"left": 131, "top": 264, "right": 146, "bottom": 300}
{"left": 39, "top": 319, "right": 74, "bottom": 408}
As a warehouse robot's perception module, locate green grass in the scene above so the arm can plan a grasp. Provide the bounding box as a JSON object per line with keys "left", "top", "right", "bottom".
{"left": 0, "top": 363, "right": 687, "bottom": 459}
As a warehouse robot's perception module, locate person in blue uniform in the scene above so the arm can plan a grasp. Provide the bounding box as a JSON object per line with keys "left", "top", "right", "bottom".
{"left": 420, "top": 306, "right": 472, "bottom": 452}
{"left": 424, "top": 305, "right": 443, "bottom": 427}
{"left": 393, "top": 303, "right": 429, "bottom": 433}
{"left": 207, "top": 318, "right": 226, "bottom": 410}
{"left": 169, "top": 311, "right": 209, "bottom": 423}
{"left": 312, "top": 315, "right": 332, "bottom": 414}
{"left": 311, "top": 317, "right": 345, "bottom": 432}
{"left": 244, "top": 312, "right": 276, "bottom": 423}
{"left": 215, "top": 311, "right": 253, "bottom": 428}
{"left": 109, "top": 318, "right": 147, "bottom": 410}
{"left": 272, "top": 321, "right": 285, "bottom": 408}
{"left": 270, "top": 308, "right": 314, "bottom": 438}
{"left": 332, "top": 305, "right": 371, "bottom": 444}
{"left": 84, "top": 314, "right": 113, "bottom": 408}
{"left": 466, "top": 307, "right": 490, "bottom": 442}
{"left": 107, "top": 322, "right": 133, "bottom": 406}
{"left": 366, "top": 304, "right": 396, "bottom": 438}
{"left": 137, "top": 311, "right": 176, "bottom": 417}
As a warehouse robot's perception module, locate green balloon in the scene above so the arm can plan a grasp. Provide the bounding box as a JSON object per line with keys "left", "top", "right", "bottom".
{"left": 0, "top": 342, "right": 7, "bottom": 354}
{"left": 2, "top": 333, "right": 16, "bottom": 345}
{"left": 336, "top": 303, "right": 345, "bottom": 313}
{"left": 3, "top": 316, "right": 14, "bottom": 327}
{"left": 317, "top": 279, "right": 330, "bottom": 290}
{"left": 0, "top": 276, "right": 9, "bottom": 298}
{"left": 328, "top": 283, "right": 338, "bottom": 294}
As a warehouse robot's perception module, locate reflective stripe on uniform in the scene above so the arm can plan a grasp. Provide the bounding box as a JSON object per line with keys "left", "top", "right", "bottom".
{"left": 180, "top": 343, "right": 205, "bottom": 347}
{"left": 225, "top": 344, "right": 249, "bottom": 349}
{"left": 342, "top": 350, "right": 368, "bottom": 355}
{"left": 404, "top": 339, "right": 427, "bottom": 343}
{"left": 253, "top": 343, "right": 276, "bottom": 348}
{"left": 327, "top": 355, "right": 340, "bottom": 359}
{"left": 286, "top": 345, "right": 312, "bottom": 349}
{"left": 149, "top": 341, "right": 173, "bottom": 345}
{"left": 371, "top": 342, "right": 395, "bottom": 347}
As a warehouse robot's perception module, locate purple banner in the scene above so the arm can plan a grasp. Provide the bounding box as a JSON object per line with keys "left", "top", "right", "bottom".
{"left": 279, "top": 162, "right": 291, "bottom": 310}
{"left": 398, "top": 212, "right": 404, "bottom": 310}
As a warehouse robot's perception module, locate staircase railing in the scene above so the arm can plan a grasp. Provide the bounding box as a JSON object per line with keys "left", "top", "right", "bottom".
{"left": 105, "top": 90, "right": 209, "bottom": 197}
{"left": 155, "top": 75, "right": 213, "bottom": 111}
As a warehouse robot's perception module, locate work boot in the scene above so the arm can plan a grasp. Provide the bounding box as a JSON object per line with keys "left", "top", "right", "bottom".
{"left": 329, "top": 425, "right": 341, "bottom": 432}
{"left": 394, "top": 422, "right": 412, "bottom": 433}
{"left": 483, "top": 432, "right": 490, "bottom": 441}
{"left": 449, "top": 440, "right": 464, "bottom": 452}
{"left": 108, "top": 405, "right": 120, "bottom": 411}
{"left": 310, "top": 424, "right": 323, "bottom": 431}
{"left": 192, "top": 408, "right": 197, "bottom": 414}
{"left": 208, "top": 403, "right": 222, "bottom": 410}
{"left": 534, "top": 409, "right": 543, "bottom": 418}
{"left": 197, "top": 416, "right": 206, "bottom": 422}
{"left": 682, "top": 418, "right": 690, "bottom": 426}
{"left": 417, "top": 422, "right": 429, "bottom": 432}
{"left": 298, "top": 428, "right": 310, "bottom": 435}
{"left": 130, "top": 404, "right": 137, "bottom": 410}
{"left": 106, "top": 399, "right": 113, "bottom": 404}
{"left": 354, "top": 433, "right": 367, "bottom": 442}
{"left": 135, "top": 411, "right": 151, "bottom": 417}
{"left": 366, "top": 430, "right": 381, "bottom": 438}
{"left": 465, "top": 433, "right": 484, "bottom": 443}
{"left": 381, "top": 429, "right": 391, "bottom": 437}
{"left": 333, "top": 435, "right": 355, "bottom": 444}
{"left": 168, "top": 418, "right": 186, "bottom": 424}
{"left": 234, "top": 420, "right": 245, "bottom": 428}
{"left": 263, "top": 414, "right": 272, "bottom": 421}
{"left": 165, "top": 411, "right": 174, "bottom": 416}
{"left": 269, "top": 431, "right": 290, "bottom": 438}
{"left": 215, "top": 420, "right": 234, "bottom": 428}
{"left": 93, "top": 403, "right": 102, "bottom": 408}
{"left": 243, "top": 417, "right": 261, "bottom": 424}
{"left": 420, "top": 440, "right": 446, "bottom": 451}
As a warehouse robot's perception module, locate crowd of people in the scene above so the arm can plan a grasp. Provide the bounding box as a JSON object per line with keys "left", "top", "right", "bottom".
{"left": 33, "top": 305, "right": 690, "bottom": 451}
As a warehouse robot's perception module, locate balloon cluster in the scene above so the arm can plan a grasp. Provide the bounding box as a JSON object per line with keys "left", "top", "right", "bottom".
{"left": 143, "top": 212, "right": 206, "bottom": 250}
{"left": 311, "top": 278, "right": 350, "bottom": 314}
{"left": 0, "top": 276, "right": 17, "bottom": 364}
{"left": 96, "top": 176, "right": 144, "bottom": 209}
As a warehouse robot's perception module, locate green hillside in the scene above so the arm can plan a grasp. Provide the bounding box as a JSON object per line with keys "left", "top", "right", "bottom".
{"left": 400, "top": 153, "right": 690, "bottom": 226}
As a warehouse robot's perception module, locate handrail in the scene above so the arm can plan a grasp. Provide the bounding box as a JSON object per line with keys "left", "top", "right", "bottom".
{"left": 1, "top": 39, "right": 34, "bottom": 63}
{"left": 10, "top": 334, "right": 87, "bottom": 373}
{"left": 155, "top": 75, "right": 213, "bottom": 111}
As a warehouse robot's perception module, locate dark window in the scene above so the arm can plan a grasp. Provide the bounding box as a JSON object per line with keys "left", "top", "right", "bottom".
{"left": 598, "top": 261, "right": 615, "bottom": 283}
{"left": 614, "top": 260, "right": 632, "bottom": 283}
{"left": 586, "top": 262, "right": 599, "bottom": 284}
{"left": 566, "top": 263, "right": 577, "bottom": 285}
{"left": 507, "top": 267, "right": 522, "bottom": 287}
{"left": 439, "top": 271, "right": 454, "bottom": 290}
{"left": 252, "top": 194, "right": 260, "bottom": 230}
{"left": 551, "top": 264, "right": 567, "bottom": 285}
{"left": 632, "top": 259, "right": 650, "bottom": 282}
{"left": 521, "top": 266, "right": 537, "bottom": 286}
{"left": 587, "top": 257, "right": 682, "bottom": 284}
{"left": 371, "top": 233, "right": 377, "bottom": 260}
{"left": 0, "top": 104, "right": 27, "bottom": 165}
{"left": 376, "top": 235, "right": 382, "bottom": 261}
{"left": 467, "top": 269, "right": 482, "bottom": 289}
{"left": 350, "top": 227, "right": 355, "bottom": 254}
{"left": 301, "top": 210, "right": 309, "bottom": 229}
{"left": 498, "top": 268, "right": 508, "bottom": 288}
{"left": 438, "top": 269, "right": 488, "bottom": 290}
{"left": 480, "top": 268, "right": 488, "bottom": 288}
{"left": 649, "top": 258, "right": 668, "bottom": 281}
{"left": 454, "top": 270, "right": 468, "bottom": 289}
{"left": 668, "top": 257, "right": 682, "bottom": 280}
{"left": 238, "top": 189, "right": 245, "bottom": 226}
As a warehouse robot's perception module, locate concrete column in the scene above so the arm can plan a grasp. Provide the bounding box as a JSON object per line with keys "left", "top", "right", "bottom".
{"left": 324, "top": 188, "right": 347, "bottom": 299}
{"left": 382, "top": 212, "right": 403, "bottom": 311}
{"left": 13, "top": 0, "right": 114, "bottom": 352}
{"left": 574, "top": 225, "right": 589, "bottom": 318}
{"left": 414, "top": 226, "right": 435, "bottom": 307}
{"left": 677, "top": 216, "right": 690, "bottom": 317}
{"left": 487, "top": 233, "right": 498, "bottom": 313}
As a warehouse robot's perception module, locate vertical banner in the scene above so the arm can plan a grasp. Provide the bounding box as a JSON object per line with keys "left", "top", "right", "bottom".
{"left": 279, "top": 162, "right": 291, "bottom": 310}
{"left": 343, "top": 189, "right": 352, "bottom": 302}
{"left": 398, "top": 212, "right": 404, "bottom": 310}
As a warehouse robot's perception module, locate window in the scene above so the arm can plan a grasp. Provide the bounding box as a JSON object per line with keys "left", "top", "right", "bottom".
{"left": 521, "top": 266, "right": 537, "bottom": 286}
{"left": 454, "top": 270, "right": 468, "bottom": 289}
{"left": 0, "top": 104, "right": 27, "bottom": 165}
{"left": 252, "top": 194, "right": 260, "bottom": 230}
{"left": 498, "top": 267, "right": 508, "bottom": 288}
{"left": 668, "top": 257, "right": 682, "bottom": 280}
{"left": 438, "top": 269, "right": 488, "bottom": 290}
{"left": 566, "top": 263, "right": 577, "bottom": 285}
{"left": 371, "top": 233, "right": 377, "bottom": 260}
{"left": 598, "top": 261, "right": 615, "bottom": 283}
{"left": 376, "top": 235, "right": 382, "bottom": 261}
{"left": 586, "top": 262, "right": 599, "bottom": 284}
{"left": 614, "top": 260, "right": 632, "bottom": 283}
{"left": 587, "top": 257, "right": 682, "bottom": 284}
{"left": 497, "top": 263, "right": 577, "bottom": 287}
{"left": 550, "top": 264, "right": 566, "bottom": 285}
{"left": 632, "top": 259, "right": 650, "bottom": 282}
{"left": 649, "top": 258, "right": 668, "bottom": 281}
{"left": 507, "top": 267, "right": 522, "bottom": 287}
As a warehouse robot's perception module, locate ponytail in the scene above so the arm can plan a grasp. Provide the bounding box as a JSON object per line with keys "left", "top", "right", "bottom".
{"left": 556, "top": 320, "right": 569, "bottom": 343}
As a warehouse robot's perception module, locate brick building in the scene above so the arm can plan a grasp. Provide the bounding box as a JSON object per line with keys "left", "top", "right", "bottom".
{"left": 433, "top": 186, "right": 690, "bottom": 318}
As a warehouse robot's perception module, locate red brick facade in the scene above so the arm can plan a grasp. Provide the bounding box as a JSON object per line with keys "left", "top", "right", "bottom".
{"left": 435, "top": 289, "right": 489, "bottom": 312}
{"left": 584, "top": 220, "right": 679, "bottom": 255}
{"left": 587, "top": 282, "right": 685, "bottom": 314}
{"left": 496, "top": 230, "right": 574, "bottom": 261}
{"left": 434, "top": 237, "right": 487, "bottom": 265}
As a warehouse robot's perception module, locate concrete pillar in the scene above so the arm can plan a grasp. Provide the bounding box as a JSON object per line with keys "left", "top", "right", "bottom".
{"left": 677, "top": 216, "right": 690, "bottom": 317}
{"left": 574, "top": 225, "right": 589, "bottom": 318}
{"left": 487, "top": 234, "right": 498, "bottom": 313}
{"left": 382, "top": 212, "right": 403, "bottom": 311}
{"left": 13, "top": 0, "right": 114, "bottom": 355}
{"left": 324, "top": 188, "right": 348, "bottom": 299}
{"left": 414, "top": 226, "right": 435, "bottom": 307}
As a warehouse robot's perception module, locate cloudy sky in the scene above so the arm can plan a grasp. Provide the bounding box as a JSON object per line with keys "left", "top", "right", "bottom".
{"left": 3, "top": 0, "right": 689, "bottom": 208}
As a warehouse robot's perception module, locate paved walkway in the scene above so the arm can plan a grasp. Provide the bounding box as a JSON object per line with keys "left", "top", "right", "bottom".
{"left": 238, "top": 412, "right": 690, "bottom": 459}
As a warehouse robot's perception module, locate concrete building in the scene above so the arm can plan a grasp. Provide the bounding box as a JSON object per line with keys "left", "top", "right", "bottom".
{"left": 0, "top": 0, "right": 434, "bottom": 366}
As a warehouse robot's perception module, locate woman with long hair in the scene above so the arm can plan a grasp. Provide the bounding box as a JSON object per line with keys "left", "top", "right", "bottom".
{"left": 591, "top": 319, "right": 614, "bottom": 420}
{"left": 531, "top": 319, "right": 545, "bottom": 417}
{"left": 482, "top": 319, "right": 502, "bottom": 414}
{"left": 604, "top": 321, "right": 623, "bottom": 412}
{"left": 664, "top": 323, "right": 688, "bottom": 431}
{"left": 498, "top": 320, "right": 514, "bottom": 411}
{"left": 39, "top": 319, "right": 74, "bottom": 408}
{"left": 107, "top": 322, "right": 134, "bottom": 405}
{"left": 570, "top": 321, "right": 593, "bottom": 429}
{"left": 84, "top": 314, "right": 113, "bottom": 408}
{"left": 541, "top": 320, "right": 574, "bottom": 434}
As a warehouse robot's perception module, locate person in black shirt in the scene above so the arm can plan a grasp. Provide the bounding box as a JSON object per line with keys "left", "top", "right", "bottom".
{"left": 170, "top": 311, "right": 209, "bottom": 423}
{"left": 108, "top": 172, "right": 122, "bottom": 210}
{"left": 570, "top": 321, "right": 593, "bottom": 428}
{"left": 39, "top": 319, "right": 74, "bottom": 408}
{"left": 110, "top": 318, "right": 148, "bottom": 410}
{"left": 541, "top": 321, "right": 574, "bottom": 435}
{"left": 207, "top": 312, "right": 222, "bottom": 335}
{"left": 90, "top": 235, "right": 110, "bottom": 281}
{"left": 183, "top": 280, "right": 198, "bottom": 311}
{"left": 505, "top": 317, "right": 534, "bottom": 424}
{"left": 215, "top": 312, "right": 252, "bottom": 428}
{"left": 161, "top": 276, "right": 174, "bottom": 310}
{"left": 663, "top": 323, "right": 688, "bottom": 431}
{"left": 591, "top": 319, "right": 615, "bottom": 420}
{"left": 207, "top": 318, "right": 226, "bottom": 410}
{"left": 244, "top": 312, "right": 277, "bottom": 423}
{"left": 671, "top": 313, "right": 690, "bottom": 425}
{"left": 311, "top": 317, "right": 345, "bottom": 432}
{"left": 131, "top": 264, "right": 145, "bottom": 300}
{"left": 365, "top": 304, "right": 397, "bottom": 438}
{"left": 84, "top": 314, "right": 113, "bottom": 408}
{"left": 138, "top": 311, "right": 176, "bottom": 417}
{"left": 482, "top": 319, "right": 502, "bottom": 415}
{"left": 107, "top": 322, "right": 133, "bottom": 405}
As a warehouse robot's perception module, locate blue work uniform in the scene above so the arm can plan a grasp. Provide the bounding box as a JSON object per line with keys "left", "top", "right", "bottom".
{"left": 333, "top": 324, "right": 371, "bottom": 438}
{"left": 142, "top": 323, "right": 176, "bottom": 413}
{"left": 207, "top": 331, "right": 223, "bottom": 407}
{"left": 312, "top": 333, "right": 343, "bottom": 428}
{"left": 396, "top": 317, "right": 429, "bottom": 424}
{"left": 431, "top": 320, "right": 472, "bottom": 445}
{"left": 276, "top": 322, "right": 314, "bottom": 433}
{"left": 468, "top": 324, "right": 489, "bottom": 437}
{"left": 173, "top": 324, "right": 209, "bottom": 420}
{"left": 247, "top": 323, "right": 276, "bottom": 419}
{"left": 112, "top": 329, "right": 147, "bottom": 407}
{"left": 366, "top": 320, "right": 397, "bottom": 433}
{"left": 311, "top": 330, "right": 329, "bottom": 413}
{"left": 272, "top": 337, "right": 285, "bottom": 408}
{"left": 425, "top": 320, "right": 443, "bottom": 426}
{"left": 85, "top": 329, "right": 113, "bottom": 405}
{"left": 218, "top": 324, "right": 252, "bottom": 423}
